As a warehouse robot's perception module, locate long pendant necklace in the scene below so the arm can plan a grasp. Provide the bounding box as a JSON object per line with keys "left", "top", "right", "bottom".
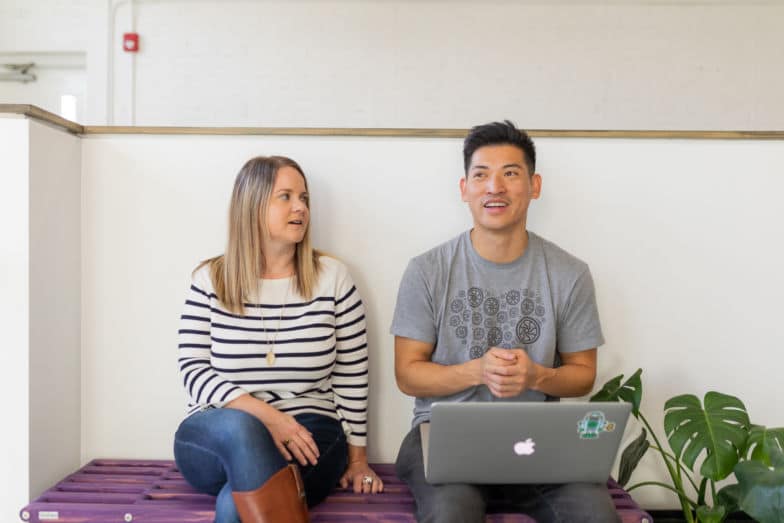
{"left": 263, "top": 283, "right": 289, "bottom": 366}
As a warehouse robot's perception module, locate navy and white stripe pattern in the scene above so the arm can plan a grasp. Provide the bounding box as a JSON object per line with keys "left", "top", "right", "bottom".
{"left": 178, "top": 256, "right": 369, "bottom": 446}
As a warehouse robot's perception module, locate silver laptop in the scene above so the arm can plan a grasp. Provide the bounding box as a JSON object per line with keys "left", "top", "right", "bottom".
{"left": 421, "top": 402, "right": 631, "bottom": 484}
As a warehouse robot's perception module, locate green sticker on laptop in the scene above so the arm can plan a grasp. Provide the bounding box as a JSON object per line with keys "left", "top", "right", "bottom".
{"left": 577, "top": 411, "right": 616, "bottom": 439}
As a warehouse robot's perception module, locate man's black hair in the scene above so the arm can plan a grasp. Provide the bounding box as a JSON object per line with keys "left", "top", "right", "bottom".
{"left": 462, "top": 120, "right": 536, "bottom": 175}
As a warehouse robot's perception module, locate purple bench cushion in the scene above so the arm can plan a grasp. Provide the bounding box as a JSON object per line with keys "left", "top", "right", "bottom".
{"left": 20, "top": 459, "right": 652, "bottom": 522}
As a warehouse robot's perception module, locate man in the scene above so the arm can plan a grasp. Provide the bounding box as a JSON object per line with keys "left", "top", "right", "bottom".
{"left": 390, "top": 121, "right": 618, "bottom": 522}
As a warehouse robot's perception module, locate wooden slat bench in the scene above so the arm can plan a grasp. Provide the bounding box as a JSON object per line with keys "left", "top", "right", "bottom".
{"left": 20, "top": 459, "right": 652, "bottom": 522}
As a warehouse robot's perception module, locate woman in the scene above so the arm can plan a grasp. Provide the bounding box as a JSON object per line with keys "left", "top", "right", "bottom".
{"left": 174, "top": 156, "right": 383, "bottom": 523}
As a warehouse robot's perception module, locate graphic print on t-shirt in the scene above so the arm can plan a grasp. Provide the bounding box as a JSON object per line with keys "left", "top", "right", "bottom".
{"left": 448, "top": 286, "right": 547, "bottom": 358}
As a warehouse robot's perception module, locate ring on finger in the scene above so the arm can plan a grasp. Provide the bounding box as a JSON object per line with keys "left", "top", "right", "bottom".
{"left": 362, "top": 475, "right": 374, "bottom": 485}
{"left": 282, "top": 438, "right": 292, "bottom": 446}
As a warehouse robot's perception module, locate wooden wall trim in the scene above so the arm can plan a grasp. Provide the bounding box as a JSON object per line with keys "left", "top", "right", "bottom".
{"left": 80, "top": 126, "right": 784, "bottom": 139}
{"left": 3, "top": 104, "right": 783, "bottom": 140}
{"left": 0, "top": 104, "right": 84, "bottom": 134}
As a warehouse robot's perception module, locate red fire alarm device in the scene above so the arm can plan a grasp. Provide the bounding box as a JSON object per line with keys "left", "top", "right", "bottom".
{"left": 123, "top": 33, "right": 139, "bottom": 52}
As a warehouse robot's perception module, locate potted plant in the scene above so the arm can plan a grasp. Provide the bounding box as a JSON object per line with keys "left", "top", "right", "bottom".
{"left": 591, "top": 369, "right": 784, "bottom": 523}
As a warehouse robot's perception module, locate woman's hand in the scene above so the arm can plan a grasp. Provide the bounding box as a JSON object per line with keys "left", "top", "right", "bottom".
{"left": 226, "top": 394, "right": 319, "bottom": 466}
{"left": 340, "top": 460, "right": 384, "bottom": 494}
{"left": 262, "top": 408, "right": 320, "bottom": 466}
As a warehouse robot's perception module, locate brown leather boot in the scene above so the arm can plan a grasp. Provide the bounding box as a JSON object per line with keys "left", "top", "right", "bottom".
{"left": 231, "top": 464, "right": 309, "bottom": 523}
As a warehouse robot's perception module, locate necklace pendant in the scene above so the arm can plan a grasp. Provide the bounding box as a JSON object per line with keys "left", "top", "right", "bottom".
{"left": 266, "top": 350, "right": 275, "bottom": 366}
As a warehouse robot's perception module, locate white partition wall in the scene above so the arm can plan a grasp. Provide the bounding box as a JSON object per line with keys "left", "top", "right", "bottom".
{"left": 0, "top": 116, "right": 32, "bottom": 523}
{"left": 28, "top": 120, "right": 81, "bottom": 502}
{"left": 3, "top": 109, "right": 784, "bottom": 515}
{"left": 0, "top": 116, "right": 81, "bottom": 522}
{"left": 80, "top": 133, "right": 784, "bottom": 509}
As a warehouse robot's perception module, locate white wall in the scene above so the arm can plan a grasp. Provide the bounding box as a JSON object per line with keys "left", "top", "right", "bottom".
{"left": 3, "top": 1, "right": 784, "bottom": 129}
{"left": 0, "top": 116, "right": 81, "bottom": 522}
{"left": 0, "top": 52, "right": 87, "bottom": 119}
{"left": 0, "top": 0, "right": 92, "bottom": 52}
{"left": 80, "top": 132, "right": 784, "bottom": 509}
{"left": 0, "top": 116, "right": 31, "bottom": 523}
{"left": 109, "top": 0, "right": 784, "bottom": 129}
{"left": 28, "top": 120, "right": 82, "bottom": 505}
{"left": 0, "top": 0, "right": 107, "bottom": 123}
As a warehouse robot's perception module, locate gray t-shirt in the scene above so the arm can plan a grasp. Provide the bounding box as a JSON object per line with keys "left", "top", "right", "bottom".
{"left": 390, "top": 230, "right": 604, "bottom": 427}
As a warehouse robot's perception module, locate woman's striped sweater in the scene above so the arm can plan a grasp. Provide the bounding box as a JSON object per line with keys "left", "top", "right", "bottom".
{"left": 177, "top": 256, "right": 369, "bottom": 446}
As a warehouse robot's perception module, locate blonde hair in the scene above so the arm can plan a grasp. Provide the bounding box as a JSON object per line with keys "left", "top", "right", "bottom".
{"left": 197, "top": 156, "right": 321, "bottom": 314}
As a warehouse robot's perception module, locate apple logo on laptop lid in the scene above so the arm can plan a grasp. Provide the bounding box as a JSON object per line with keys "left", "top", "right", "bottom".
{"left": 513, "top": 437, "right": 536, "bottom": 456}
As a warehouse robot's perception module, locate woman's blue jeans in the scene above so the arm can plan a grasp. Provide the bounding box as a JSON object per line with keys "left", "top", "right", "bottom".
{"left": 174, "top": 408, "right": 347, "bottom": 523}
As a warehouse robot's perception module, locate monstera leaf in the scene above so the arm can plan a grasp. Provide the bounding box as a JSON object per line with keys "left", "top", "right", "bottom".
{"left": 617, "top": 428, "right": 649, "bottom": 487}
{"left": 696, "top": 504, "right": 726, "bottom": 523}
{"left": 664, "top": 392, "right": 749, "bottom": 481}
{"left": 590, "top": 368, "right": 642, "bottom": 416}
{"left": 716, "top": 483, "right": 740, "bottom": 516}
{"left": 735, "top": 446, "right": 784, "bottom": 523}
{"left": 743, "top": 425, "right": 784, "bottom": 466}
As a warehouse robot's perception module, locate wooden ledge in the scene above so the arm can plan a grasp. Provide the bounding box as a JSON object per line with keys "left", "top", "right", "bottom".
{"left": 2, "top": 104, "right": 783, "bottom": 140}
{"left": 0, "top": 104, "right": 84, "bottom": 134}
{"left": 80, "top": 127, "right": 784, "bottom": 139}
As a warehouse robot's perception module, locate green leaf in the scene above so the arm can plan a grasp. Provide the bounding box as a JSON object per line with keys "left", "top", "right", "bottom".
{"left": 697, "top": 477, "right": 708, "bottom": 507}
{"left": 618, "top": 428, "right": 649, "bottom": 487}
{"left": 696, "top": 504, "right": 726, "bottom": 523}
{"left": 590, "top": 368, "right": 642, "bottom": 416}
{"left": 744, "top": 425, "right": 784, "bottom": 466}
{"left": 716, "top": 484, "right": 740, "bottom": 515}
{"left": 735, "top": 448, "right": 784, "bottom": 523}
{"left": 664, "top": 392, "right": 749, "bottom": 481}
{"left": 773, "top": 446, "right": 784, "bottom": 468}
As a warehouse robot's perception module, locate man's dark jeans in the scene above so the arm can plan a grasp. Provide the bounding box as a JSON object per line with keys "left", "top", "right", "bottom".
{"left": 395, "top": 424, "right": 621, "bottom": 523}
